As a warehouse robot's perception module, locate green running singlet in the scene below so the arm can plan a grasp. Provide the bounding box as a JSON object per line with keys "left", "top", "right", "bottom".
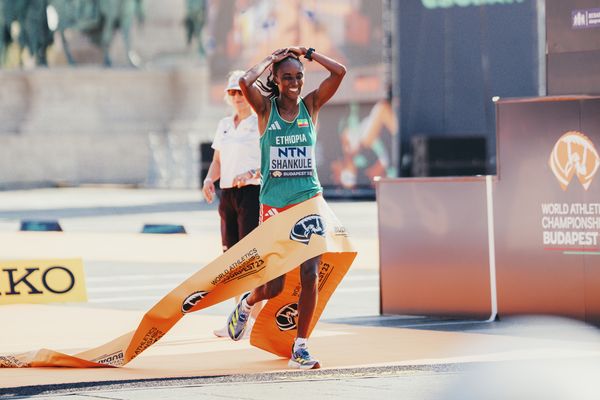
{"left": 259, "top": 98, "right": 322, "bottom": 208}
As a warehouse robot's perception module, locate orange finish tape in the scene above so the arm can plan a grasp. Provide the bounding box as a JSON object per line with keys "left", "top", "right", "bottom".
{"left": 0, "top": 196, "right": 356, "bottom": 368}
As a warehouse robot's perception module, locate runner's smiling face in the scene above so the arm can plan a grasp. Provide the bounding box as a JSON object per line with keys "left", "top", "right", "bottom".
{"left": 274, "top": 57, "right": 304, "bottom": 100}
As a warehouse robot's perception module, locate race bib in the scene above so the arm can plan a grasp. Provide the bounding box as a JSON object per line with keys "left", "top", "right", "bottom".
{"left": 269, "top": 146, "right": 314, "bottom": 178}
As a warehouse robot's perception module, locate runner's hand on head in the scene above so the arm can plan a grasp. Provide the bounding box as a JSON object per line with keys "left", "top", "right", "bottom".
{"left": 286, "top": 46, "right": 306, "bottom": 57}
{"left": 271, "top": 48, "right": 291, "bottom": 63}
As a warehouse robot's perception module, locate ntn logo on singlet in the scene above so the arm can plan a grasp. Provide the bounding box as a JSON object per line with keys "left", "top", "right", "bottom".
{"left": 549, "top": 131, "right": 599, "bottom": 191}
{"left": 277, "top": 147, "right": 308, "bottom": 158}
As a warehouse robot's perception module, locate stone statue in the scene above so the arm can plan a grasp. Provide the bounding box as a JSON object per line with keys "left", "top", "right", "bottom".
{"left": 0, "top": 0, "right": 53, "bottom": 67}
{"left": 0, "top": 0, "right": 144, "bottom": 67}
{"left": 184, "top": 0, "right": 207, "bottom": 58}
{"left": 1, "top": 1, "right": 20, "bottom": 64}
{"left": 51, "top": 0, "right": 145, "bottom": 66}
{"left": 23, "top": 0, "right": 53, "bottom": 66}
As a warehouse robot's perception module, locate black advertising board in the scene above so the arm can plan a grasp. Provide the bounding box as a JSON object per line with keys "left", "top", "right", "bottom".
{"left": 546, "top": 0, "right": 600, "bottom": 94}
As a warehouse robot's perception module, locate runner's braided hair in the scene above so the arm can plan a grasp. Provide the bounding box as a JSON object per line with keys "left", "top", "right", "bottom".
{"left": 256, "top": 55, "right": 304, "bottom": 99}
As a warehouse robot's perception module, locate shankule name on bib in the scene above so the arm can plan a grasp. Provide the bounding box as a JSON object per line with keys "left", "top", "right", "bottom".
{"left": 271, "top": 158, "right": 313, "bottom": 170}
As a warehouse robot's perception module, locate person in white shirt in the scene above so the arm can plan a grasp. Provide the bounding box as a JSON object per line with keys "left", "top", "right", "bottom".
{"left": 202, "top": 70, "right": 262, "bottom": 337}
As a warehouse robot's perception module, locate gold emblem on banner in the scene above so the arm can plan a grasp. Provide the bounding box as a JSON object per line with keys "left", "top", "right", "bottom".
{"left": 549, "top": 131, "right": 599, "bottom": 191}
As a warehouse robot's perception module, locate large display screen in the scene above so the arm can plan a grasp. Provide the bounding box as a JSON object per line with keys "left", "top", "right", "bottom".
{"left": 204, "top": 0, "right": 392, "bottom": 188}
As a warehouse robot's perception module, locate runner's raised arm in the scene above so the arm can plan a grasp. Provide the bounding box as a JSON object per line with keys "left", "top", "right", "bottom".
{"left": 285, "top": 46, "right": 346, "bottom": 121}
{"left": 239, "top": 48, "right": 291, "bottom": 132}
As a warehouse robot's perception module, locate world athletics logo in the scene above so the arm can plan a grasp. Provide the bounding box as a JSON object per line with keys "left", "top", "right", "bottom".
{"left": 181, "top": 291, "right": 209, "bottom": 314}
{"left": 276, "top": 303, "right": 298, "bottom": 331}
{"left": 549, "top": 131, "right": 599, "bottom": 191}
{"left": 289, "top": 214, "right": 326, "bottom": 244}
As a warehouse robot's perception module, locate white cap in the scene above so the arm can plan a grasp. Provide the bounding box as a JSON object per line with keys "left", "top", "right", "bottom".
{"left": 225, "top": 70, "right": 245, "bottom": 92}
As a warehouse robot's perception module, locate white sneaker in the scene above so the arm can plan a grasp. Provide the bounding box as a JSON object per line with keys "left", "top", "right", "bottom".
{"left": 213, "top": 325, "right": 229, "bottom": 338}
{"left": 288, "top": 344, "right": 320, "bottom": 369}
{"left": 242, "top": 318, "right": 255, "bottom": 339}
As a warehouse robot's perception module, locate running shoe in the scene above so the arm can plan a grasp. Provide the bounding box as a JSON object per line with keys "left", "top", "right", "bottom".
{"left": 243, "top": 317, "right": 255, "bottom": 339}
{"left": 213, "top": 325, "right": 229, "bottom": 338}
{"left": 227, "top": 292, "right": 251, "bottom": 341}
{"left": 288, "top": 344, "right": 321, "bottom": 369}
{"left": 215, "top": 319, "right": 253, "bottom": 339}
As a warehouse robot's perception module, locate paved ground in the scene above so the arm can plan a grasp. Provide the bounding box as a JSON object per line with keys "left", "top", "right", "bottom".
{"left": 1, "top": 188, "right": 600, "bottom": 399}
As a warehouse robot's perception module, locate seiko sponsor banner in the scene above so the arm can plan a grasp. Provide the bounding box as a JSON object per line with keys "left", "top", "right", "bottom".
{"left": 0, "top": 196, "right": 356, "bottom": 367}
{"left": 572, "top": 8, "right": 600, "bottom": 29}
{"left": 0, "top": 259, "right": 86, "bottom": 305}
{"left": 269, "top": 146, "right": 314, "bottom": 178}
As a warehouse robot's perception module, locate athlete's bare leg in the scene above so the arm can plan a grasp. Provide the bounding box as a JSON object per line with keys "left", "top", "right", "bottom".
{"left": 297, "top": 255, "right": 320, "bottom": 338}
{"left": 247, "top": 275, "right": 285, "bottom": 305}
